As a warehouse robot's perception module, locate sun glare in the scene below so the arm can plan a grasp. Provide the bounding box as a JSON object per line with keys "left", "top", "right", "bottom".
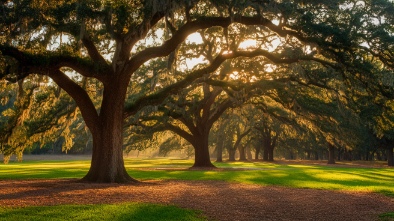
{"left": 238, "top": 39, "right": 257, "bottom": 50}
{"left": 186, "top": 32, "right": 203, "bottom": 44}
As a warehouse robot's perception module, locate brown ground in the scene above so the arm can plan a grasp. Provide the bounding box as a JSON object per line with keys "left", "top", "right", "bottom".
{"left": 1, "top": 179, "right": 393, "bottom": 221}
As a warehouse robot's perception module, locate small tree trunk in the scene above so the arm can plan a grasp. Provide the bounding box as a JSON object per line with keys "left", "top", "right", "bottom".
{"left": 387, "top": 147, "right": 393, "bottom": 167}
{"left": 263, "top": 146, "right": 269, "bottom": 161}
{"left": 327, "top": 143, "right": 336, "bottom": 164}
{"left": 268, "top": 145, "right": 274, "bottom": 161}
{"left": 288, "top": 150, "right": 294, "bottom": 160}
{"left": 337, "top": 147, "right": 342, "bottom": 161}
{"left": 216, "top": 138, "right": 223, "bottom": 162}
{"left": 246, "top": 146, "right": 253, "bottom": 160}
{"left": 306, "top": 151, "right": 311, "bottom": 160}
{"left": 376, "top": 151, "right": 382, "bottom": 161}
{"left": 255, "top": 147, "right": 261, "bottom": 160}
{"left": 365, "top": 151, "right": 370, "bottom": 161}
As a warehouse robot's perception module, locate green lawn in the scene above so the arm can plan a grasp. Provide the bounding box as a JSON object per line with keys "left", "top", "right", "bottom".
{"left": 1, "top": 158, "right": 393, "bottom": 220}
{"left": 1, "top": 158, "right": 393, "bottom": 195}
{"left": 0, "top": 203, "right": 206, "bottom": 221}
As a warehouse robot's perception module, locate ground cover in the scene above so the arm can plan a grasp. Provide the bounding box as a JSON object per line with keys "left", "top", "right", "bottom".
{"left": 1, "top": 158, "right": 393, "bottom": 195}
{"left": 1, "top": 157, "right": 393, "bottom": 220}
{"left": 0, "top": 203, "right": 206, "bottom": 221}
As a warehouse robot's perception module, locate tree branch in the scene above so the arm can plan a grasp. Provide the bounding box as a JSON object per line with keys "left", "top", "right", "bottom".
{"left": 207, "top": 100, "right": 233, "bottom": 128}
{"left": 0, "top": 45, "right": 108, "bottom": 81}
{"left": 48, "top": 70, "right": 99, "bottom": 132}
{"left": 164, "top": 123, "right": 194, "bottom": 145}
{"left": 125, "top": 16, "right": 275, "bottom": 75}
{"left": 81, "top": 35, "right": 109, "bottom": 66}
{"left": 124, "top": 48, "right": 315, "bottom": 117}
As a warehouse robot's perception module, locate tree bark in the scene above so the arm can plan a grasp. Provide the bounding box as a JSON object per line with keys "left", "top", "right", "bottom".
{"left": 215, "top": 146, "right": 223, "bottom": 162}
{"left": 239, "top": 145, "right": 247, "bottom": 161}
{"left": 83, "top": 129, "right": 134, "bottom": 183}
{"left": 268, "top": 145, "right": 274, "bottom": 161}
{"left": 337, "top": 147, "right": 342, "bottom": 161}
{"left": 246, "top": 146, "right": 253, "bottom": 160}
{"left": 191, "top": 132, "right": 215, "bottom": 168}
{"left": 82, "top": 80, "right": 135, "bottom": 183}
{"left": 387, "top": 147, "right": 393, "bottom": 167}
{"left": 263, "top": 147, "right": 269, "bottom": 161}
{"left": 216, "top": 134, "right": 224, "bottom": 162}
{"left": 228, "top": 148, "right": 236, "bottom": 161}
{"left": 327, "top": 143, "right": 336, "bottom": 164}
{"left": 255, "top": 147, "right": 261, "bottom": 160}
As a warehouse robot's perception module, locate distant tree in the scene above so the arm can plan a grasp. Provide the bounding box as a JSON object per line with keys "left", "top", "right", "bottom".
{"left": 254, "top": 114, "right": 280, "bottom": 161}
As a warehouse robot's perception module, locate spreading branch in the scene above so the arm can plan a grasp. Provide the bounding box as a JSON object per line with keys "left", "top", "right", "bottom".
{"left": 48, "top": 70, "right": 99, "bottom": 131}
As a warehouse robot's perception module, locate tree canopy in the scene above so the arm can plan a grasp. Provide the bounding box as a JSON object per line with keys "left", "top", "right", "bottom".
{"left": 1, "top": 0, "right": 393, "bottom": 182}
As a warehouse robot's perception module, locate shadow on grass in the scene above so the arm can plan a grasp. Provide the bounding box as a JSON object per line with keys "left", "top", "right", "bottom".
{"left": 0, "top": 203, "right": 206, "bottom": 221}
{"left": 128, "top": 162, "right": 394, "bottom": 196}
{"left": 1, "top": 159, "right": 393, "bottom": 196}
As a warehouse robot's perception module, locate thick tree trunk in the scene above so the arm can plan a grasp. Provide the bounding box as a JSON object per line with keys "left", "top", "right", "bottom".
{"left": 228, "top": 148, "right": 236, "bottom": 161}
{"left": 239, "top": 145, "right": 247, "bottom": 161}
{"left": 191, "top": 133, "right": 215, "bottom": 168}
{"left": 82, "top": 80, "right": 135, "bottom": 183}
{"left": 327, "top": 143, "right": 336, "bottom": 165}
{"left": 387, "top": 147, "right": 393, "bottom": 167}
{"left": 83, "top": 130, "right": 134, "bottom": 183}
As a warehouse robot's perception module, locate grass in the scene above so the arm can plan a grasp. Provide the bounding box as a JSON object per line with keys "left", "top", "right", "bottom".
{"left": 379, "top": 212, "right": 394, "bottom": 221}
{"left": 1, "top": 158, "right": 393, "bottom": 220}
{"left": 0, "top": 203, "right": 207, "bottom": 221}
{"left": 1, "top": 158, "right": 393, "bottom": 195}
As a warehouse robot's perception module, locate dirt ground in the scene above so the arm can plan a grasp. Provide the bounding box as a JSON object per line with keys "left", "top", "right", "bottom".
{"left": 1, "top": 179, "right": 393, "bottom": 221}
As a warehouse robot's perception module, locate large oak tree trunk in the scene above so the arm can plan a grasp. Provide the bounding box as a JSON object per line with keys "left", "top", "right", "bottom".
{"left": 83, "top": 129, "right": 134, "bottom": 183}
{"left": 191, "top": 133, "right": 215, "bottom": 168}
{"left": 82, "top": 80, "right": 135, "bottom": 183}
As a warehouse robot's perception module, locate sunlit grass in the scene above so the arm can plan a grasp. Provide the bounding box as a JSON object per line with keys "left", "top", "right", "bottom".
{"left": 1, "top": 158, "right": 393, "bottom": 195}
{"left": 379, "top": 212, "right": 394, "bottom": 221}
{"left": 0, "top": 203, "right": 206, "bottom": 221}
